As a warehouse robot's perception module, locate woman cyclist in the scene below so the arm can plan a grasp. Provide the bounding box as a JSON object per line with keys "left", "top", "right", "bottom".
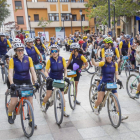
{"left": 42, "top": 44, "right": 70, "bottom": 117}
{"left": 8, "top": 43, "right": 39, "bottom": 127}
{"left": 67, "top": 44, "right": 88, "bottom": 105}
{"left": 91, "top": 49, "right": 128, "bottom": 121}
{"left": 34, "top": 37, "right": 47, "bottom": 61}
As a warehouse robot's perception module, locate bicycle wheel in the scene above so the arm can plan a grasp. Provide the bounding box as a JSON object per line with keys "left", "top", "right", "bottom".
{"left": 107, "top": 93, "right": 121, "bottom": 128}
{"left": 40, "top": 82, "right": 46, "bottom": 107}
{"left": 86, "top": 60, "right": 95, "bottom": 74}
{"left": 68, "top": 81, "right": 76, "bottom": 110}
{"left": 5, "top": 91, "right": 11, "bottom": 117}
{"left": 89, "top": 84, "right": 98, "bottom": 112}
{"left": 125, "top": 63, "right": 130, "bottom": 77}
{"left": 90, "top": 72, "right": 101, "bottom": 87}
{"left": 126, "top": 74, "right": 139, "bottom": 99}
{"left": 54, "top": 90, "right": 64, "bottom": 125}
{"left": 20, "top": 100, "right": 34, "bottom": 138}
{"left": 1, "top": 67, "right": 5, "bottom": 84}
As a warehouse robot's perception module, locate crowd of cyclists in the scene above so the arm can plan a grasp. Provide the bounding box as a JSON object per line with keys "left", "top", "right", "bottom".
{"left": 1, "top": 30, "right": 140, "bottom": 137}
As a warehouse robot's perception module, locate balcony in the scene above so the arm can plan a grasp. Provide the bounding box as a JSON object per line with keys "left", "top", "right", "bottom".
{"left": 30, "top": 20, "right": 89, "bottom": 28}
{"left": 27, "top": 2, "right": 48, "bottom": 8}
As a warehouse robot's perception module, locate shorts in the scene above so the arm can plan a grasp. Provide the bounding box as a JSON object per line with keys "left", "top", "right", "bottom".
{"left": 74, "top": 71, "right": 81, "bottom": 81}
{"left": 11, "top": 79, "right": 32, "bottom": 97}
{"left": 131, "top": 60, "right": 135, "bottom": 65}
{"left": 97, "top": 81, "right": 117, "bottom": 94}
{"left": 122, "top": 51, "right": 128, "bottom": 56}
{"left": 46, "top": 80, "right": 64, "bottom": 91}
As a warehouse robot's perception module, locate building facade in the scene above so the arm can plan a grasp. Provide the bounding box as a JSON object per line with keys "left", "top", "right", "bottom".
{"left": 27, "top": 0, "right": 95, "bottom": 40}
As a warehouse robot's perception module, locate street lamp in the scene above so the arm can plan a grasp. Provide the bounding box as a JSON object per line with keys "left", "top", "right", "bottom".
{"left": 79, "top": 9, "right": 82, "bottom": 34}
{"left": 28, "top": 15, "right": 32, "bottom": 38}
{"left": 112, "top": 0, "right": 116, "bottom": 38}
{"left": 70, "top": 14, "right": 73, "bottom": 35}
{"left": 93, "top": 4, "right": 97, "bottom": 34}
{"left": 62, "top": 17, "right": 65, "bottom": 39}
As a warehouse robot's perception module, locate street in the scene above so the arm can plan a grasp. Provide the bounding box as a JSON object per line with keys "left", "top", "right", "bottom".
{"left": 1, "top": 48, "right": 140, "bottom": 140}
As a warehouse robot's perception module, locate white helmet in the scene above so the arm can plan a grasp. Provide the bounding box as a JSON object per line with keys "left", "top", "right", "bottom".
{"left": 103, "top": 35, "right": 108, "bottom": 39}
{"left": 5, "top": 33, "right": 10, "bottom": 37}
{"left": 0, "top": 33, "right": 5, "bottom": 36}
{"left": 70, "top": 43, "right": 79, "bottom": 49}
{"left": 50, "top": 44, "right": 60, "bottom": 50}
{"left": 73, "top": 44, "right": 80, "bottom": 49}
{"left": 14, "top": 43, "right": 24, "bottom": 50}
{"left": 13, "top": 38, "right": 21, "bottom": 43}
{"left": 105, "top": 49, "right": 114, "bottom": 57}
{"left": 24, "top": 38, "right": 28, "bottom": 43}
{"left": 26, "top": 38, "right": 33, "bottom": 43}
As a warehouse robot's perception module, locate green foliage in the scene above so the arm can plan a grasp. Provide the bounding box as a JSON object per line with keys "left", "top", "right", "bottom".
{"left": 20, "top": 28, "right": 23, "bottom": 33}
{"left": 38, "top": 17, "right": 52, "bottom": 29}
{"left": 85, "top": 0, "right": 140, "bottom": 26}
{"left": 0, "top": 0, "right": 10, "bottom": 26}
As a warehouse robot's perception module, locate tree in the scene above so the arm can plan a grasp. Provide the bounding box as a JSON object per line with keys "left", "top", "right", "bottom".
{"left": 38, "top": 17, "right": 52, "bottom": 35}
{"left": 85, "top": 0, "right": 140, "bottom": 28}
{"left": 0, "top": 0, "right": 10, "bottom": 27}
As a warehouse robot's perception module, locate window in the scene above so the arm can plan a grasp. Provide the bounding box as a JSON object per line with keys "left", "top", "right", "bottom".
{"left": 80, "top": 0, "right": 84, "bottom": 2}
{"left": 17, "top": 16, "right": 24, "bottom": 24}
{"left": 49, "top": 14, "right": 59, "bottom": 21}
{"left": 34, "top": 14, "right": 39, "bottom": 21}
{"left": 72, "top": 15, "right": 77, "bottom": 21}
{"left": 61, "top": 14, "right": 70, "bottom": 21}
{"left": 60, "top": 0, "right": 69, "bottom": 2}
{"left": 81, "top": 14, "right": 85, "bottom": 21}
{"left": 15, "top": 1, "right": 22, "bottom": 9}
{"left": 117, "top": 17, "right": 120, "bottom": 26}
{"left": 48, "top": 0, "right": 57, "bottom": 2}
{"left": 71, "top": 0, "right": 76, "bottom": 2}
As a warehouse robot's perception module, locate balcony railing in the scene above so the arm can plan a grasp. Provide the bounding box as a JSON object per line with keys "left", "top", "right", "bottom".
{"left": 36, "top": 0, "right": 86, "bottom": 2}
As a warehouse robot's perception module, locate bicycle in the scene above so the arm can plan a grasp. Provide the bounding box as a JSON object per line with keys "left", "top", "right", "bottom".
{"left": 89, "top": 80, "right": 122, "bottom": 128}
{"left": 40, "top": 78, "right": 65, "bottom": 125}
{"left": 5, "top": 85, "right": 36, "bottom": 138}
{"left": 126, "top": 65, "right": 140, "bottom": 99}
{"left": 119, "top": 55, "right": 131, "bottom": 77}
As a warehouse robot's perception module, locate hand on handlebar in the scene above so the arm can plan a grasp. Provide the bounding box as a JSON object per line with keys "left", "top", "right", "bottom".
{"left": 10, "top": 84, "right": 16, "bottom": 91}
{"left": 116, "top": 79, "right": 123, "bottom": 89}
{"left": 34, "top": 82, "right": 40, "bottom": 90}
{"left": 64, "top": 77, "right": 70, "bottom": 85}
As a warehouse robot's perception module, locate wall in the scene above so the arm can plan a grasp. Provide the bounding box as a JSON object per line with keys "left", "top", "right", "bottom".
{"left": 28, "top": 9, "right": 48, "bottom": 21}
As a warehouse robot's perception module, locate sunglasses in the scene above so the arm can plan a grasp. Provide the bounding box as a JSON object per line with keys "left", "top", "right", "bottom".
{"left": 105, "top": 54, "right": 112, "bottom": 57}
{"left": 37, "top": 40, "right": 40, "bottom": 41}
{"left": 51, "top": 50, "right": 58, "bottom": 53}
{"left": 16, "top": 49, "right": 24, "bottom": 52}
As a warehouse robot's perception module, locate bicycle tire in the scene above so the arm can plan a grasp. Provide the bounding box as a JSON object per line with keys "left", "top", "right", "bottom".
{"left": 107, "top": 93, "right": 121, "bottom": 128}
{"left": 90, "top": 72, "right": 100, "bottom": 87}
{"left": 1, "top": 67, "right": 5, "bottom": 84}
{"left": 89, "top": 84, "right": 98, "bottom": 112}
{"left": 20, "top": 100, "right": 34, "bottom": 138}
{"left": 68, "top": 81, "right": 76, "bottom": 110}
{"left": 126, "top": 74, "right": 138, "bottom": 99}
{"left": 54, "top": 90, "right": 64, "bottom": 125}
{"left": 125, "top": 63, "right": 130, "bottom": 77}
{"left": 40, "top": 82, "right": 46, "bottom": 107}
{"left": 86, "top": 61, "right": 95, "bottom": 74}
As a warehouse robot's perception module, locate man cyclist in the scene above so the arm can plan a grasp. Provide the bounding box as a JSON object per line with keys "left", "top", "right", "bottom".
{"left": 16, "top": 31, "right": 24, "bottom": 44}
{"left": 48, "top": 37, "right": 57, "bottom": 49}
{"left": 82, "top": 36, "right": 88, "bottom": 52}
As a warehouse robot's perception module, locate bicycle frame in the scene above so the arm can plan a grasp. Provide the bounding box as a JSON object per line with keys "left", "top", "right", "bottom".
{"left": 120, "top": 59, "right": 127, "bottom": 71}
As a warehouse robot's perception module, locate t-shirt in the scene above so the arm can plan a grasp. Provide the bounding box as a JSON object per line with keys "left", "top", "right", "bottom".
{"left": 98, "top": 40, "right": 103, "bottom": 47}
{"left": 93, "top": 41, "right": 98, "bottom": 49}
{"left": 16, "top": 34, "right": 24, "bottom": 44}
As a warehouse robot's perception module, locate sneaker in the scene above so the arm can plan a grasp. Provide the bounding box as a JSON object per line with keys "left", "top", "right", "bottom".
{"left": 94, "top": 108, "right": 99, "bottom": 115}
{"left": 135, "top": 93, "right": 139, "bottom": 99}
{"left": 121, "top": 115, "right": 128, "bottom": 121}
{"left": 76, "top": 100, "right": 81, "bottom": 105}
{"left": 64, "top": 111, "right": 69, "bottom": 117}
{"left": 8, "top": 116, "right": 14, "bottom": 124}
{"left": 29, "top": 122, "right": 37, "bottom": 129}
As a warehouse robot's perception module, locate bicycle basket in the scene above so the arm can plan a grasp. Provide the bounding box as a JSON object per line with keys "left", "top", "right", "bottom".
{"left": 34, "top": 63, "right": 43, "bottom": 70}
{"left": 52, "top": 79, "right": 65, "bottom": 88}
{"left": 105, "top": 83, "right": 117, "bottom": 90}
{"left": 18, "top": 86, "right": 34, "bottom": 97}
{"left": 122, "top": 56, "right": 128, "bottom": 60}
{"left": 67, "top": 71, "right": 77, "bottom": 77}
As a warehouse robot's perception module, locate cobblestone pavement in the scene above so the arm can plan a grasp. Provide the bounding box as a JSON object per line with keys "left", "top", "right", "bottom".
{"left": 0, "top": 48, "right": 140, "bottom": 140}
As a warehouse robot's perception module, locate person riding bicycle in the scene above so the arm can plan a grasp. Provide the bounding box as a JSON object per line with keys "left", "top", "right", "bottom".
{"left": 82, "top": 36, "right": 88, "bottom": 52}
{"left": 67, "top": 44, "right": 88, "bottom": 105}
{"left": 6, "top": 33, "right": 13, "bottom": 48}
{"left": 25, "top": 38, "right": 43, "bottom": 64}
{"left": 101, "top": 37, "right": 120, "bottom": 63}
{"left": 34, "top": 37, "right": 47, "bottom": 61}
{"left": 91, "top": 49, "right": 128, "bottom": 120}
{"left": 119, "top": 34, "right": 131, "bottom": 56}
{"left": 42, "top": 44, "right": 70, "bottom": 117}
{"left": 8, "top": 43, "right": 39, "bottom": 126}
{"left": 48, "top": 37, "right": 57, "bottom": 48}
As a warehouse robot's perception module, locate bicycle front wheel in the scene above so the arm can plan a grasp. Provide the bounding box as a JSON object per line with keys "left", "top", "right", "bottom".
{"left": 68, "top": 81, "right": 76, "bottom": 110}
{"left": 54, "top": 90, "right": 64, "bottom": 125}
{"left": 107, "top": 93, "right": 121, "bottom": 128}
{"left": 125, "top": 63, "right": 130, "bottom": 77}
{"left": 86, "top": 60, "right": 95, "bottom": 74}
{"left": 126, "top": 74, "right": 139, "bottom": 99}
{"left": 90, "top": 72, "right": 101, "bottom": 87}
{"left": 40, "top": 82, "right": 46, "bottom": 107}
{"left": 20, "top": 100, "right": 34, "bottom": 138}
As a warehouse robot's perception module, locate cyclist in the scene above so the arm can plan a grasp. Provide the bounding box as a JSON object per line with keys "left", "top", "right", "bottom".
{"left": 82, "top": 36, "right": 88, "bottom": 52}
{"left": 25, "top": 38, "right": 43, "bottom": 64}
{"left": 48, "top": 37, "right": 57, "bottom": 48}
{"left": 67, "top": 44, "right": 88, "bottom": 105}
{"left": 101, "top": 37, "right": 120, "bottom": 63}
{"left": 91, "top": 49, "right": 128, "bottom": 120}
{"left": 6, "top": 33, "right": 13, "bottom": 46}
{"left": 119, "top": 34, "right": 131, "bottom": 56}
{"left": 34, "top": 37, "right": 47, "bottom": 61}
{"left": 8, "top": 43, "right": 39, "bottom": 126}
{"left": 16, "top": 31, "right": 24, "bottom": 44}
{"left": 42, "top": 44, "right": 70, "bottom": 117}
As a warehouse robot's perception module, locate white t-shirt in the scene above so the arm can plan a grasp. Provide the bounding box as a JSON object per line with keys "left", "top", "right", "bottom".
{"left": 113, "top": 41, "right": 117, "bottom": 48}
{"left": 88, "top": 44, "right": 93, "bottom": 52}
{"left": 6, "top": 48, "right": 27, "bottom": 59}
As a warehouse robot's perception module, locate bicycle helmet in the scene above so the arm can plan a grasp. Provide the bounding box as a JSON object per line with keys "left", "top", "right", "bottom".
{"left": 73, "top": 44, "right": 80, "bottom": 49}
{"left": 13, "top": 38, "right": 21, "bottom": 43}
{"left": 50, "top": 37, "right": 55, "bottom": 40}
{"left": 27, "top": 38, "right": 33, "bottom": 43}
{"left": 50, "top": 44, "right": 60, "bottom": 50}
{"left": 125, "top": 34, "right": 130, "bottom": 39}
{"left": 83, "top": 36, "right": 87, "bottom": 39}
{"left": 70, "top": 43, "right": 79, "bottom": 49}
{"left": 35, "top": 36, "right": 40, "bottom": 40}
{"left": 105, "top": 49, "right": 114, "bottom": 57}
{"left": 22, "top": 32, "right": 25, "bottom": 34}
{"left": 5, "top": 33, "right": 10, "bottom": 36}
{"left": 103, "top": 35, "right": 108, "bottom": 39}
{"left": 0, "top": 33, "right": 5, "bottom": 36}
{"left": 103, "top": 37, "right": 113, "bottom": 43}
{"left": 13, "top": 43, "right": 24, "bottom": 50}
